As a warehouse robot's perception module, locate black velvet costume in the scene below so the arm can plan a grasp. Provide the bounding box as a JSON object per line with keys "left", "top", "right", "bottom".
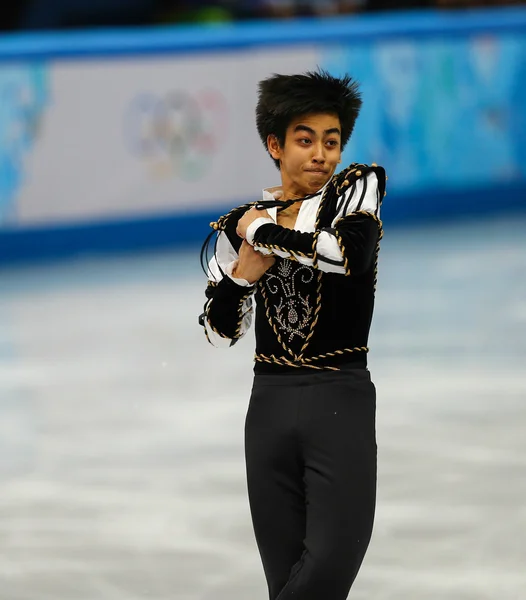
{"left": 199, "top": 163, "right": 386, "bottom": 373}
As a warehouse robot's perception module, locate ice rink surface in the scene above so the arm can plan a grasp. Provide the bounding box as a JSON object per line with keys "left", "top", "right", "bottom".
{"left": 1, "top": 215, "right": 525, "bottom": 600}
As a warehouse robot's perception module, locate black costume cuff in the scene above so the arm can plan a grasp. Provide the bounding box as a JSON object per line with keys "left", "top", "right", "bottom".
{"left": 204, "top": 276, "right": 253, "bottom": 339}
{"left": 252, "top": 223, "right": 315, "bottom": 257}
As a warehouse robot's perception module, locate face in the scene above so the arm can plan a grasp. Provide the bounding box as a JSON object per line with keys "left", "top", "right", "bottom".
{"left": 268, "top": 112, "right": 342, "bottom": 198}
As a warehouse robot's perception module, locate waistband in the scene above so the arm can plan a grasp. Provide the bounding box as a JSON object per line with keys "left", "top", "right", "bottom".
{"left": 252, "top": 363, "right": 371, "bottom": 388}
{"left": 253, "top": 351, "right": 367, "bottom": 375}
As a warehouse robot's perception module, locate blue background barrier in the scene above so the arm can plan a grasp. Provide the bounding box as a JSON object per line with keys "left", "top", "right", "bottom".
{"left": 1, "top": 6, "right": 525, "bottom": 264}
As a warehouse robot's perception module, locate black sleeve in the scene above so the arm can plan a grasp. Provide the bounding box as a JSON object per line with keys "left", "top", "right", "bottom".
{"left": 252, "top": 223, "right": 315, "bottom": 257}
{"left": 332, "top": 213, "right": 380, "bottom": 276}
{"left": 199, "top": 276, "right": 253, "bottom": 341}
{"left": 251, "top": 214, "right": 380, "bottom": 276}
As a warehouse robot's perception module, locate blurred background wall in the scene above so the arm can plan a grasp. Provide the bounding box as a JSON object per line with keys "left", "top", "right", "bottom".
{"left": 0, "top": 1, "right": 525, "bottom": 264}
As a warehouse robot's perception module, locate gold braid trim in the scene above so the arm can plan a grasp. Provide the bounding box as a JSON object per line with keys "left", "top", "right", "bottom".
{"left": 303, "top": 347, "right": 369, "bottom": 362}
{"left": 259, "top": 252, "right": 305, "bottom": 265}
{"left": 343, "top": 210, "right": 385, "bottom": 294}
{"left": 252, "top": 242, "right": 313, "bottom": 259}
{"left": 311, "top": 230, "right": 321, "bottom": 270}
{"left": 297, "top": 270, "right": 323, "bottom": 359}
{"left": 335, "top": 230, "right": 352, "bottom": 276}
{"left": 254, "top": 346, "right": 368, "bottom": 371}
{"left": 210, "top": 202, "right": 257, "bottom": 232}
{"left": 332, "top": 210, "right": 384, "bottom": 278}
{"left": 204, "top": 310, "right": 231, "bottom": 339}
{"left": 255, "top": 354, "right": 338, "bottom": 371}
{"left": 314, "top": 178, "right": 330, "bottom": 229}
{"left": 334, "top": 209, "right": 383, "bottom": 227}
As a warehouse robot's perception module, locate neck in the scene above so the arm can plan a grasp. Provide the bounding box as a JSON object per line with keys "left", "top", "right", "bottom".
{"left": 281, "top": 187, "right": 301, "bottom": 201}
{"left": 281, "top": 184, "right": 315, "bottom": 202}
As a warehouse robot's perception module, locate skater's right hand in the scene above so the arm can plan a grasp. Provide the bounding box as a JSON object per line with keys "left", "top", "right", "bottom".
{"left": 232, "top": 241, "right": 275, "bottom": 284}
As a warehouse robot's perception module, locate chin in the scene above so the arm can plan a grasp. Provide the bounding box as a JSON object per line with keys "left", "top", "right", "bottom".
{"left": 307, "top": 174, "right": 330, "bottom": 189}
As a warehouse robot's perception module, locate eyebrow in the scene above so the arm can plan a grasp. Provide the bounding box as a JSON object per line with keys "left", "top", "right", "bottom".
{"left": 294, "top": 125, "right": 341, "bottom": 137}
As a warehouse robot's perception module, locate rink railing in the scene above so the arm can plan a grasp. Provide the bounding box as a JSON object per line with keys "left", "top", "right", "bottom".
{"left": 1, "top": 6, "right": 525, "bottom": 60}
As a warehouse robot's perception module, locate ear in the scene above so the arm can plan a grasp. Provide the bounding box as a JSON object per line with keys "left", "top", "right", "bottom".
{"left": 267, "top": 134, "right": 281, "bottom": 161}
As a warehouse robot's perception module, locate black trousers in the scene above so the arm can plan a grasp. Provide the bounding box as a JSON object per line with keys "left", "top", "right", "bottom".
{"left": 244, "top": 366, "right": 377, "bottom": 600}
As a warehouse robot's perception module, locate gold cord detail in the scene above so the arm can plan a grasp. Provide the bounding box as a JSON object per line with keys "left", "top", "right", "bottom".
{"left": 252, "top": 243, "right": 313, "bottom": 259}
{"left": 254, "top": 346, "right": 369, "bottom": 371}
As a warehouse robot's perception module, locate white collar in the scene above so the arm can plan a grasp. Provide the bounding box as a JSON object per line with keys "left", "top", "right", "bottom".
{"left": 262, "top": 186, "right": 283, "bottom": 201}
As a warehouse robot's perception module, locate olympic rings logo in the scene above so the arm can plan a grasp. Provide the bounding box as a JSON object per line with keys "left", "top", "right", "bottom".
{"left": 123, "top": 89, "right": 228, "bottom": 181}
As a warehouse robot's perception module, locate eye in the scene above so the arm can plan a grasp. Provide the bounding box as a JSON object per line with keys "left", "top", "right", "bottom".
{"left": 326, "top": 140, "right": 339, "bottom": 147}
{"left": 299, "top": 138, "right": 311, "bottom": 145}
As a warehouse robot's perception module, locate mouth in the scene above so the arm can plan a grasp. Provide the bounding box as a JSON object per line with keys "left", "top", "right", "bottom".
{"left": 305, "top": 169, "right": 328, "bottom": 175}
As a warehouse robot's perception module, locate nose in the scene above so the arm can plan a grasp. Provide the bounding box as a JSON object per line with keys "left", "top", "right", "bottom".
{"left": 311, "top": 141, "right": 326, "bottom": 164}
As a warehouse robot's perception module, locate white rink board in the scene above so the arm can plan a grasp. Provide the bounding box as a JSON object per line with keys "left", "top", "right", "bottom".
{"left": 13, "top": 47, "right": 317, "bottom": 227}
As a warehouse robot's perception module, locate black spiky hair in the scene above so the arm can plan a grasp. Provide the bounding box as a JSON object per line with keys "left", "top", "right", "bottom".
{"left": 256, "top": 69, "right": 362, "bottom": 169}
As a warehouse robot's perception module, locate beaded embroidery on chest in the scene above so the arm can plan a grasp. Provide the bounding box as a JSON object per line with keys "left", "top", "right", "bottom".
{"left": 260, "top": 258, "right": 320, "bottom": 358}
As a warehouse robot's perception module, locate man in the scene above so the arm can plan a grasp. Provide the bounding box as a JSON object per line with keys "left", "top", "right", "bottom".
{"left": 199, "top": 70, "right": 386, "bottom": 599}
